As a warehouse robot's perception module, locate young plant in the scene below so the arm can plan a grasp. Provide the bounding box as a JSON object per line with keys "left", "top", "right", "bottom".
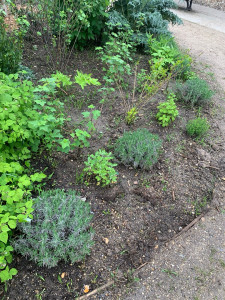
{"left": 96, "top": 32, "right": 133, "bottom": 88}
{"left": 186, "top": 117, "right": 210, "bottom": 138}
{"left": 156, "top": 93, "right": 179, "bottom": 127}
{"left": 175, "top": 77, "right": 213, "bottom": 107}
{"left": 83, "top": 150, "right": 118, "bottom": 186}
{"left": 114, "top": 128, "right": 162, "bottom": 170}
{"left": 13, "top": 189, "right": 94, "bottom": 267}
{"left": 125, "top": 107, "right": 138, "bottom": 125}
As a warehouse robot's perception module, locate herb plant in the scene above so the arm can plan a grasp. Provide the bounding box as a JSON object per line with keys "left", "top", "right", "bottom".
{"left": 186, "top": 117, "right": 210, "bottom": 138}
{"left": 114, "top": 129, "right": 162, "bottom": 170}
{"left": 125, "top": 107, "right": 138, "bottom": 125}
{"left": 156, "top": 93, "right": 179, "bottom": 127}
{"left": 83, "top": 150, "right": 118, "bottom": 186}
{"left": 175, "top": 77, "right": 213, "bottom": 107}
{"left": 14, "top": 189, "right": 94, "bottom": 268}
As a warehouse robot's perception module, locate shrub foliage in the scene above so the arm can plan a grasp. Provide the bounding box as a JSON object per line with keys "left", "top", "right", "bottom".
{"left": 108, "top": 0, "right": 182, "bottom": 46}
{"left": 186, "top": 117, "right": 210, "bottom": 138}
{"left": 14, "top": 189, "right": 94, "bottom": 268}
{"left": 175, "top": 77, "right": 213, "bottom": 107}
{"left": 114, "top": 128, "right": 162, "bottom": 169}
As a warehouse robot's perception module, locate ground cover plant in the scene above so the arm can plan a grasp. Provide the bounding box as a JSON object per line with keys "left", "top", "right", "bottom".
{"left": 0, "top": 2, "right": 222, "bottom": 299}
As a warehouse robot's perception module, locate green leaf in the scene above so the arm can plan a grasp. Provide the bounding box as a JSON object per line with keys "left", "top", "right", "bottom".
{"left": 8, "top": 220, "right": 17, "bottom": 229}
{"left": 0, "top": 232, "right": 8, "bottom": 244}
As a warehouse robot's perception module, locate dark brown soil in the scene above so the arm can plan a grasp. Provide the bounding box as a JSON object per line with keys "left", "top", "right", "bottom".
{"left": 3, "top": 31, "right": 224, "bottom": 300}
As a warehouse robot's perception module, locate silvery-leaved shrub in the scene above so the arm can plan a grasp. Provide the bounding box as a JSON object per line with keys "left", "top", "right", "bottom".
{"left": 114, "top": 128, "right": 162, "bottom": 170}
{"left": 13, "top": 189, "right": 94, "bottom": 268}
{"left": 175, "top": 77, "right": 213, "bottom": 107}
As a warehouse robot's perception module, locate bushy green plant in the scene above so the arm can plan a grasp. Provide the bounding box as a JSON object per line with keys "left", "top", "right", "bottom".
{"left": 125, "top": 107, "right": 138, "bottom": 125}
{"left": 83, "top": 150, "right": 118, "bottom": 186}
{"left": 13, "top": 189, "right": 94, "bottom": 267}
{"left": 96, "top": 33, "right": 133, "bottom": 87}
{"left": 0, "top": 16, "right": 23, "bottom": 74}
{"left": 175, "top": 77, "right": 213, "bottom": 107}
{"left": 15, "top": 0, "right": 109, "bottom": 68}
{"left": 186, "top": 117, "right": 210, "bottom": 138}
{"left": 114, "top": 128, "right": 162, "bottom": 169}
{"left": 156, "top": 93, "right": 179, "bottom": 127}
{"left": 108, "top": 0, "right": 182, "bottom": 46}
{"left": 0, "top": 70, "right": 100, "bottom": 282}
{"left": 148, "top": 35, "right": 192, "bottom": 80}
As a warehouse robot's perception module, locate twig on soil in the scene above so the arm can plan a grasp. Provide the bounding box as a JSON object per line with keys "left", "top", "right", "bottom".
{"left": 166, "top": 211, "right": 209, "bottom": 243}
{"left": 77, "top": 211, "right": 209, "bottom": 299}
{"left": 78, "top": 280, "right": 114, "bottom": 300}
{"left": 172, "top": 189, "right": 175, "bottom": 201}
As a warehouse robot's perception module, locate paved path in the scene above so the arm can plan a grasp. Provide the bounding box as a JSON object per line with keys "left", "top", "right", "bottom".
{"left": 123, "top": 4, "right": 225, "bottom": 300}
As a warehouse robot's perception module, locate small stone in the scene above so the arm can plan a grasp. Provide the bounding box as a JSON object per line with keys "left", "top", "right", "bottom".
{"left": 133, "top": 181, "right": 138, "bottom": 185}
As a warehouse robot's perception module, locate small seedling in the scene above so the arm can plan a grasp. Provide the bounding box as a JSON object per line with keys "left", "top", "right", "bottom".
{"left": 102, "top": 209, "right": 111, "bottom": 215}
{"left": 162, "top": 268, "right": 178, "bottom": 278}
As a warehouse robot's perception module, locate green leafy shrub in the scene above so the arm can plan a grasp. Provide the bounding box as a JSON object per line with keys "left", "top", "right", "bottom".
{"left": 186, "top": 117, "right": 210, "bottom": 138}
{"left": 0, "top": 70, "right": 100, "bottom": 282}
{"left": 156, "top": 93, "right": 179, "bottom": 127}
{"left": 0, "top": 16, "right": 23, "bottom": 74}
{"left": 0, "top": 162, "right": 46, "bottom": 282}
{"left": 148, "top": 35, "right": 192, "bottom": 80}
{"left": 108, "top": 0, "right": 182, "bottom": 46}
{"left": 114, "top": 128, "right": 162, "bottom": 169}
{"left": 175, "top": 77, "right": 213, "bottom": 107}
{"left": 83, "top": 150, "right": 118, "bottom": 186}
{"left": 17, "top": 0, "right": 109, "bottom": 59}
{"left": 96, "top": 33, "right": 133, "bottom": 87}
{"left": 14, "top": 189, "right": 94, "bottom": 267}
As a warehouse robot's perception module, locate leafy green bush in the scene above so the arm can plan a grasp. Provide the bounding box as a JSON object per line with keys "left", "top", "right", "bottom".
{"left": 107, "top": 0, "right": 182, "bottom": 46}
{"left": 83, "top": 150, "right": 118, "bottom": 186}
{"left": 156, "top": 93, "right": 179, "bottom": 127}
{"left": 18, "top": 0, "right": 109, "bottom": 52}
{"left": 114, "top": 128, "right": 162, "bottom": 169}
{"left": 186, "top": 117, "right": 210, "bottom": 138}
{"left": 0, "top": 16, "right": 23, "bottom": 74}
{"left": 96, "top": 32, "right": 133, "bottom": 87}
{"left": 0, "top": 70, "right": 100, "bottom": 282}
{"left": 148, "top": 35, "right": 192, "bottom": 80}
{"left": 14, "top": 189, "right": 94, "bottom": 267}
{"left": 175, "top": 77, "right": 213, "bottom": 107}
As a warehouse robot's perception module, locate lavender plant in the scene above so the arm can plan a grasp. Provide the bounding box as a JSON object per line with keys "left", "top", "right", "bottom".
{"left": 13, "top": 189, "right": 94, "bottom": 267}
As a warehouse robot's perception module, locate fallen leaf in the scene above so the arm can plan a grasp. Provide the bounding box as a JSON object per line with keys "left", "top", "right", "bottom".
{"left": 103, "top": 237, "right": 109, "bottom": 244}
{"left": 83, "top": 285, "right": 90, "bottom": 294}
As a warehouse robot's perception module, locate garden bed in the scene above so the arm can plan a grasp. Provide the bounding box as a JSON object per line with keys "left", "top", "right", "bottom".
{"left": 2, "top": 34, "right": 223, "bottom": 300}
